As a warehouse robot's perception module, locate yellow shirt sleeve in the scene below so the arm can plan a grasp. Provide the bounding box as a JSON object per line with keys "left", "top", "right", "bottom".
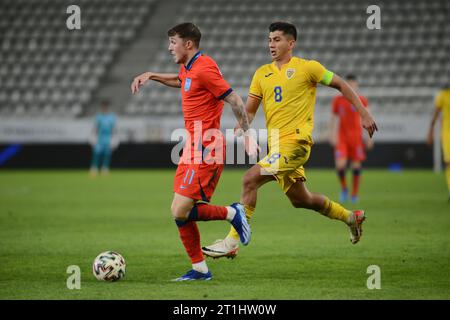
{"left": 248, "top": 69, "right": 263, "bottom": 99}
{"left": 305, "top": 60, "right": 327, "bottom": 84}
{"left": 435, "top": 91, "right": 444, "bottom": 109}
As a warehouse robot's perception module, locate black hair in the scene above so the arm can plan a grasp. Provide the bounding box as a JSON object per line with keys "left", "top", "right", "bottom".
{"left": 346, "top": 74, "right": 357, "bottom": 81}
{"left": 167, "top": 22, "right": 201, "bottom": 48}
{"left": 269, "top": 21, "right": 297, "bottom": 41}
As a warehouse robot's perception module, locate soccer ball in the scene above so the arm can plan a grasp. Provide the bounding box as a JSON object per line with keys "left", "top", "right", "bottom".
{"left": 92, "top": 251, "right": 126, "bottom": 281}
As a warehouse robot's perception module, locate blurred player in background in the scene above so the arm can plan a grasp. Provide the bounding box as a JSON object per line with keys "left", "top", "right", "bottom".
{"left": 89, "top": 100, "right": 119, "bottom": 176}
{"left": 131, "top": 23, "right": 258, "bottom": 281}
{"left": 203, "top": 22, "right": 378, "bottom": 259}
{"left": 329, "top": 74, "right": 373, "bottom": 203}
{"left": 427, "top": 85, "right": 450, "bottom": 201}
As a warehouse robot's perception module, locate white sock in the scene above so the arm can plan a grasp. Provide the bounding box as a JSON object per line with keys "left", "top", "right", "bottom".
{"left": 192, "top": 260, "right": 208, "bottom": 274}
{"left": 225, "top": 206, "right": 236, "bottom": 221}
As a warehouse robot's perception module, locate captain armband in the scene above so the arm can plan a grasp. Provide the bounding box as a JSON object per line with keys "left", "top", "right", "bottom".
{"left": 320, "top": 70, "right": 334, "bottom": 86}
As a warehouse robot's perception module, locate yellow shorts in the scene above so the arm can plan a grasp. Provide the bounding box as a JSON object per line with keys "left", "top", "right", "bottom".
{"left": 258, "top": 138, "right": 312, "bottom": 193}
{"left": 442, "top": 132, "right": 450, "bottom": 163}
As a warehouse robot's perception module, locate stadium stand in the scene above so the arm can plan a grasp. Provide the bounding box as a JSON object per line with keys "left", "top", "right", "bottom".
{"left": 0, "top": 0, "right": 154, "bottom": 118}
{"left": 126, "top": 0, "right": 449, "bottom": 117}
{"left": 0, "top": 0, "right": 448, "bottom": 119}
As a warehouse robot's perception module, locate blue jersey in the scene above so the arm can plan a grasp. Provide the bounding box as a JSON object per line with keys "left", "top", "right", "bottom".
{"left": 95, "top": 112, "right": 116, "bottom": 145}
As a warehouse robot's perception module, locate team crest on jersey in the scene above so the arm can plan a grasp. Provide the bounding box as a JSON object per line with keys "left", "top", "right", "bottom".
{"left": 286, "top": 68, "right": 295, "bottom": 79}
{"left": 184, "top": 78, "right": 192, "bottom": 92}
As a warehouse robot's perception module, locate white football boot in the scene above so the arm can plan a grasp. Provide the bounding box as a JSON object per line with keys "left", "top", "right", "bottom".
{"left": 202, "top": 239, "right": 239, "bottom": 259}
{"left": 348, "top": 210, "right": 366, "bottom": 244}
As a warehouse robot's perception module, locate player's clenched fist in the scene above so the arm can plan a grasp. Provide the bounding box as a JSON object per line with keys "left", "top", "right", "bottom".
{"left": 131, "top": 72, "right": 152, "bottom": 94}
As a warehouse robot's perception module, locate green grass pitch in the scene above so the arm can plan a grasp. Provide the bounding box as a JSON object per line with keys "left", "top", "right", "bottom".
{"left": 0, "top": 169, "right": 449, "bottom": 299}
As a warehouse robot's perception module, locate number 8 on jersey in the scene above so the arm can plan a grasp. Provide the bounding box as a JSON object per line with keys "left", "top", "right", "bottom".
{"left": 274, "top": 86, "right": 282, "bottom": 102}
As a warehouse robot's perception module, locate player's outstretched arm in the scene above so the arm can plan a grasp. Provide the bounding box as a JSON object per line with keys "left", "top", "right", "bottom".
{"left": 225, "top": 92, "right": 260, "bottom": 157}
{"left": 327, "top": 74, "right": 378, "bottom": 138}
{"left": 131, "top": 72, "right": 181, "bottom": 93}
{"left": 225, "top": 91, "right": 252, "bottom": 132}
{"left": 427, "top": 107, "right": 441, "bottom": 145}
{"left": 232, "top": 95, "right": 261, "bottom": 132}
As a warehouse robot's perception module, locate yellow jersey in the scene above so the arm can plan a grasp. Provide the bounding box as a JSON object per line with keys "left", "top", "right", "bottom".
{"left": 249, "top": 57, "right": 330, "bottom": 145}
{"left": 435, "top": 88, "right": 450, "bottom": 131}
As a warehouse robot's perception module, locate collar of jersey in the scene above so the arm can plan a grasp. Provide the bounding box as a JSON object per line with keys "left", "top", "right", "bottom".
{"left": 185, "top": 51, "right": 202, "bottom": 70}
{"left": 272, "top": 56, "right": 295, "bottom": 72}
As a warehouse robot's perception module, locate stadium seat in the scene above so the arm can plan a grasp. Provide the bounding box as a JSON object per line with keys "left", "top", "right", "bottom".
{"left": 0, "top": 0, "right": 155, "bottom": 118}
{"left": 124, "top": 0, "right": 448, "bottom": 116}
{"left": 1, "top": 0, "right": 447, "bottom": 118}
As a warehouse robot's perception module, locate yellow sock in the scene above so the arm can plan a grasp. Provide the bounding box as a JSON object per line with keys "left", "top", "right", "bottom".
{"left": 446, "top": 166, "right": 450, "bottom": 193}
{"left": 227, "top": 205, "right": 255, "bottom": 240}
{"left": 320, "top": 197, "right": 351, "bottom": 224}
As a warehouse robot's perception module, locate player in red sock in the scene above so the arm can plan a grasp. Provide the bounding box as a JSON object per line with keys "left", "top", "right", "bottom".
{"left": 131, "top": 23, "right": 257, "bottom": 281}
{"left": 336, "top": 168, "right": 348, "bottom": 202}
{"left": 329, "top": 74, "right": 374, "bottom": 203}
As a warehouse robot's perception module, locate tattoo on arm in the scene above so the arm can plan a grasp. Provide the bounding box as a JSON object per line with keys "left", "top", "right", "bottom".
{"left": 227, "top": 93, "right": 250, "bottom": 132}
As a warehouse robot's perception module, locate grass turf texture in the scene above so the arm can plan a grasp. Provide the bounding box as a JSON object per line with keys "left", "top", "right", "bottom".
{"left": 0, "top": 169, "right": 449, "bottom": 299}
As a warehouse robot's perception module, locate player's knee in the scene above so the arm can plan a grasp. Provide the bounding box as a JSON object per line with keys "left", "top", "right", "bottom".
{"left": 170, "top": 203, "right": 188, "bottom": 220}
{"left": 335, "top": 162, "right": 345, "bottom": 170}
{"left": 351, "top": 162, "right": 362, "bottom": 170}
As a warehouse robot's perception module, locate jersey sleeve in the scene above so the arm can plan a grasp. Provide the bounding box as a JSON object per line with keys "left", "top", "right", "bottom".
{"left": 248, "top": 69, "right": 263, "bottom": 99}
{"left": 332, "top": 97, "right": 339, "bottom": 114}
{"left": 198, "top": 63, "right": 232, "bottom": 100}
{"left": 305, "top": 60, "right": 328, "bottom": 84}
{"left": 435, "top": 91, "right": 444, "bottom": 109}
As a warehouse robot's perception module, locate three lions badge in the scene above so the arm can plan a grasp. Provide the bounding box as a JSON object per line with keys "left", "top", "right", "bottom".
{"left": 184, "top": 78, "right": 192, "bottom": 92}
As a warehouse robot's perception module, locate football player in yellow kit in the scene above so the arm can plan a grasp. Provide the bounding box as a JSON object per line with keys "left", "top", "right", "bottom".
{"left": 202, "top": 22, "right": 378, "bottom": 259}
{"left": 427, "top": 86, "right": 450, "bottom": 201}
